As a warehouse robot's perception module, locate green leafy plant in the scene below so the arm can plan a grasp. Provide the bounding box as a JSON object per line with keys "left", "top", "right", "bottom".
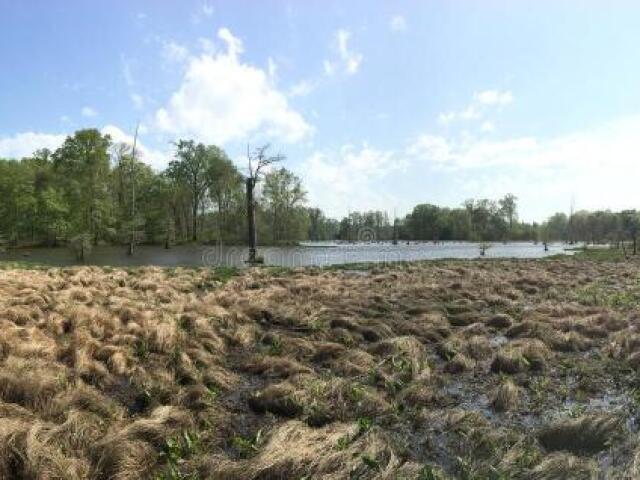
{"left": 419, "top": 465, "right": 443, "bottom": 480}
{"left": 134, "top": 338, "right": 149, "bottom": 360}
{"left": 156, "top": 431, "right": 199, "bottom": 480}
{"left": 357, "top": 417, "right": 373, "bottom": 435}
{"left": 232, "top": 429, "right": 263, "bottom": 458}
{"left": 361, "top": 454, "right": 380, "bottom": 470}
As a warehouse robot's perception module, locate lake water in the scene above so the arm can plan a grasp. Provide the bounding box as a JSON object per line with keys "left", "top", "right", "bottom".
{"left": 0, "top": 242, "right": 571, "bottom": 268}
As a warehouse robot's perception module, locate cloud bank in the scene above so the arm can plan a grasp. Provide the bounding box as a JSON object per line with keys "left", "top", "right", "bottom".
{"left": 155, "top": 28, "right": 313, "bottom": 145}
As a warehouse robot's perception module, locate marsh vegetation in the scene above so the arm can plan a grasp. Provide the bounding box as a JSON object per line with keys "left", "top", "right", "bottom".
{"left": 1, "top": 256, "right": 640, "bottom": 478}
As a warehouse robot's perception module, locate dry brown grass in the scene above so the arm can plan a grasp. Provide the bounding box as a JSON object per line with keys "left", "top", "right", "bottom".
{"left": 491, "top": 379, "right": 520, "bottom": 412}
{"left": 0, "top": 258, "right": 640, "bottom": 477}
{"left": 538, "top": 413, "right": 623, "bottom": 454}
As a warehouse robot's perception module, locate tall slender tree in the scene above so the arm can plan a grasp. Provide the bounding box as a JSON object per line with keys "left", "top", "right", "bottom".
{"left": 499, "top": 193, "right": 518, "bottom": 240}
{"left": 166, "top": 140, "right": 225, "bottom": 241}
{"left": 246, "top": 144, "right": 283, "bottom": 262}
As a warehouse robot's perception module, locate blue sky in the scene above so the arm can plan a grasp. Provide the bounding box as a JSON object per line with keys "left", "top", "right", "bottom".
{"left": 2, "top": 1, "right": 640, "bottom": 221}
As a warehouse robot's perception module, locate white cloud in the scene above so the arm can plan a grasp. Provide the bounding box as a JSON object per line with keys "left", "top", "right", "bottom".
{"left": 409, "top": 133, "right": 536, "bottom": 169}
{"left": 81, "top": 106, "right": 98, "bottom": 118}
{"left": 474, "top": 90, "right": 513, "bottom": 106}
{"left": 438, "top": 89, "right": 513, "bottom": 125}
{"left": 408, "top": 115, "right": 640, "bottom": 217}
{"left": 163, "top": 41, "right": 190, "bottom": 63}
{"left": 438, "top": 112, "right": 456, "bottom": 125}
{"left": 336, "top": 29, "right": 363, "bottom": 75}
{"left": 155, "top": 27, "right": 313, "bottom": 145}
{"left": 459, "top": 105, "right": 480, "bottom": 121}
{"left": 0, "top": 132, "right": 66, "bottom": 158}
{"left": 480, "top": 121, "right": 495, "bottom": 133}
{"left": 323, "top": 60, "right": 335, "bottom": 76}
{"left": 407, "top": 134, "right": 453, "bottom": 165}
{"left": 390, "top": 15, "right": 407, "bottom": 32}
{"left": 102, "top": 125, "right": 170, "bottom": 170}
{"left": 324, "top": 29, "right": 363, "bottom": 76}
{"left": 289, "top": 80, "right": 316, "bottom": 97}
{"left": 293, "top": 114, "right": 640, "bottom": 220}
{"left": 300, "top": 144, "right": 405, "bottom": 217}
{"left": 439, "top": 108, "right": 476, "bottom": 125}
{"left": 218, "top": 27, "right": 243, "bottom": 59}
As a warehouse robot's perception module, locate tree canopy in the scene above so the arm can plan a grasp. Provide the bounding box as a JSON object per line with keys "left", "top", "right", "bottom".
{"left": 0, "top": 128, "right": 638, "bottom": 250}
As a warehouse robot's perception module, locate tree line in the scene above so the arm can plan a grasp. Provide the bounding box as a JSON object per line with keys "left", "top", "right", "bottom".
{"left": 1, "top": 128, "right": 639, "bottom": 253}
{"left": 400, "top": 198, "right": 640, "bottom": 251}
{"left": 0, "top": 129, "right": 313, "bottom": 254}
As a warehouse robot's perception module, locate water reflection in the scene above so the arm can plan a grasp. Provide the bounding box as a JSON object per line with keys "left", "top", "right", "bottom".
{"left": 0, "top": 242, "right": 571, "bottom": 268}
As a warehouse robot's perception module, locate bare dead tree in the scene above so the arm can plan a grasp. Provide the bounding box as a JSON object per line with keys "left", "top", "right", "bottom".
{"left": 246, "top": 144, "right": 283, "bottom": 263}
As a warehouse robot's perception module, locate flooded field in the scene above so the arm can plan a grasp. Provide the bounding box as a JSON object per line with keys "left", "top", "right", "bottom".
{"left": 0, "top": 241, "right": 569, "bottom": 268}
{"left": 1, "top": 256, "right": 639, "bottom": 478}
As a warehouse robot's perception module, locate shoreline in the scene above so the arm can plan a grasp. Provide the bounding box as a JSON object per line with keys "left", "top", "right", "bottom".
{"left": 0, "top": 241, "right": 575, "bottom": 269}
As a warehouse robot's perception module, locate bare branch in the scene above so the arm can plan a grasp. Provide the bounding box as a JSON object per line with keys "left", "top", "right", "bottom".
{"left": 248, "top": 143, "right": 284, "bottom": 181}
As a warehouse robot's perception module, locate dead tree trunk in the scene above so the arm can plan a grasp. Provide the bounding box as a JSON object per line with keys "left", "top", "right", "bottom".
{"left": 246, "top": 177, "right": 257, "bottom": 263}
{"left": 192, "top": 197, "right": 198, "bottom": 242}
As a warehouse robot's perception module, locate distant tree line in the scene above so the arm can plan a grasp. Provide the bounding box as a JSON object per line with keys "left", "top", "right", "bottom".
{"left": 399, "top": 194, "right": 534, "bottom": 242}
{"left": 543, "top": 210, "right": 640, "bottom": 253}
{"left": 1, "top": 128, "right": 639, "bottom": 252}
{"left": 400, "top": 198, "right": 640, "bottom": 251}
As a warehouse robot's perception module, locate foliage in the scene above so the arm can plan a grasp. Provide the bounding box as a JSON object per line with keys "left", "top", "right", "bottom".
{"left": 262, "top": 167, "right": 308, "bottom": 243}
{"left": 0, "top": 132, "right": 315, "bottom": 248}
{"left": 53, "top": 129, "right": 113, "bottom": 244}
{"left": 2, "top": 128, "right": 639, "bottom": 251}
{"left": 402, "top": 195, "right": 532, "bottom": 242}
{"left": 157, "top": 431, "right": 200, "bottom": 480}
{"left": 543, "top": 209, "right": 639, "bottom": 246}
{"left": 166, "top": 140, "right": 227, "bottom": 241}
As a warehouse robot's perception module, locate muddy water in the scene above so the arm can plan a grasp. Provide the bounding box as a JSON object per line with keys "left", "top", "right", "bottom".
{"left": 0, "top": 241, "right": 571, "bottom": 268}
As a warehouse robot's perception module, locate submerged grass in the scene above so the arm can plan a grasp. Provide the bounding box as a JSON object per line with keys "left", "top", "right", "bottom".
{"left": 0, "top": 257, "right": 640, "bottom": 477}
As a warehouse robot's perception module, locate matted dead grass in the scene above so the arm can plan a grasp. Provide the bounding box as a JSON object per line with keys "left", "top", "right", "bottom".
{"left": 2, "top": 258, "right": 640, "bottom": 478}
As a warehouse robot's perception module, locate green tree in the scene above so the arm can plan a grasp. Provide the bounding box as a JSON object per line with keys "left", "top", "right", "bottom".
{"left": 166, "top": 140, "right": 224, "bottom": 241}
{"left": 621, "top": 210, "right": 640, "bottom": 255}
{"left": 499, "top": 193, "right": 518, "bottom": 239}
{"left": 541, "top": 213, "right": 565, "bottom": 242}
{"left": 206, "top": 153, "right": 243, "bottom": 245}
{"left": 308, "top": 208, "right": 339, "bottom": 241}
{"left": 52, "top": 129, "right": 113, "bottom": 244}
{"left": 262, "top": 167, "right": 308, "bottom": 243}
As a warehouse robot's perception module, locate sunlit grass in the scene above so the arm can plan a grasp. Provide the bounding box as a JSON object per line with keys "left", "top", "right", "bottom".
{"left": 0, "top": 257, "right": 639, "bottom": 478}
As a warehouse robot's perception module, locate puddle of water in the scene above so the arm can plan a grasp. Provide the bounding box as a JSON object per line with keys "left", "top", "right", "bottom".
{"left": 489, "top": 335, "right": 508, "bottom": 348}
